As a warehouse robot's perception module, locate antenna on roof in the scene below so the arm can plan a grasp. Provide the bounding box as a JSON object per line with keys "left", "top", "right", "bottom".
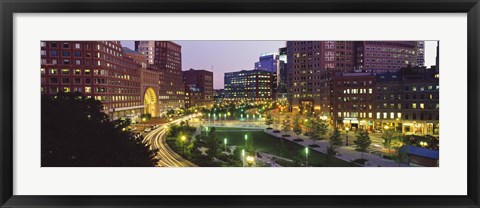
{"left": 211, "top": 65, "right": 213, "bottom": 71}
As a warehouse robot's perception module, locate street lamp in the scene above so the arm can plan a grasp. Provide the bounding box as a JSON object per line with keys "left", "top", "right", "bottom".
{"left": 244, "top": 134, "right": 248, "bottom": 147}
{"left": 305, "top": 147, "right": 309, "bottom": 166}
{"left": 345, "top": 127, "right": 350, "bottom": 146}
{"left": 181, "top": 136, "right": 186, "bottom": 155}
{"left": 242, "top": 149, "right": 245, "bottom": 167}
{"left": 224, "top": 138, "right": 227, "bottom": 152}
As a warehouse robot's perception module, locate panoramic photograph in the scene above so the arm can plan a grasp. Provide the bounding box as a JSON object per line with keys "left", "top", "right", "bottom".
{"left": 40, "top": 40, "right": 439, "bottom": 167}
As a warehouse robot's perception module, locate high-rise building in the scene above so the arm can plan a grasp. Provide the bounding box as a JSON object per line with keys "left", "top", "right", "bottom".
{"left": 416, "top": 41, "right": 425, "bottom": 67}
{"left": 277, "top": 47, "right": 288, "bottom": 96}
{"left": 183, "top": 68, "right": 214, "bottom": 108}
{"left": 286, "top": 41, "right": 422, "bottom": 114}
{"left": 41, "top": 41, "right": 143, "bottom": 120}
{"left": 224, "top": 69, "right": 273, "bottom": 102}
{"left": 286, "top": 41, "right": 355, "bottom": 113}
{"left": 255, "top": 53, "right": 280, "bottom": 73}
{"left": 135, "top": 41, "right": 185, "bottom": 112}
{"left": 354, "top": 41, "right": 418, "bottom": 72}
{"left": 134, "top": 41, "right": 155, "bottom": 64}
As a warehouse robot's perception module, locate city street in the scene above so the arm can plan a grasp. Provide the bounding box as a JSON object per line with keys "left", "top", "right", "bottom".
{"left": 142, "top": 115, "right": 199, "bottom": 167}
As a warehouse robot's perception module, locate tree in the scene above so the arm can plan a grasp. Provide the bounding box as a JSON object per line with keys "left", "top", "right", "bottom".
{"left": 382, "top": 129, "right": 399, "bottom": 156}
{"left": 204, "top": 127, "right": 219, "bottom": 159}
{"left": 264, "top": 113, "right": 274, "bottom": 128}
{"left": 329, "top": 128, "right": 343, "bottom": 150}
{"left": 390, "top": 135, "right": 406, "bottom": 166}
{"left": 309, "top": 117, "right": 328, "bottom": 144}
{"left": 354, "top": 130, "right": 372, "bottom": 159}
{"left": 41, "top": 92, "right": 158, "bottom": 167}
{"left": 292, "top": 115, "right": 302, "bottom": 136}
{"left": 282, "top": 116, "right": 291, "bottom": 135}
{"left": 326, "top": 128, "right": 342, "bottom": 163}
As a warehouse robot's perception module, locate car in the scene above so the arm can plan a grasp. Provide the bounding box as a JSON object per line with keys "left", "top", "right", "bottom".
{"left": 144, "top": 128, "right": 152, "bottom": 132}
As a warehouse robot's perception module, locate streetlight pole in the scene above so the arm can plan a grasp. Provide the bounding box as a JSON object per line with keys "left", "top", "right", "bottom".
{"left": 181, "top": 136, "right": 186, "bottom": 155}
{"left": 242, "top": 149, "right": 245, "bottom": 167}
{"left": 305, "top": 147, "right": 309, "bottom": 166}
{"left": 224, "top": 138, "right": 227, "bottom": 152}
{"left": 244, "top": 134, "right": 248, "bottom": 147}
{"left": 345, "top": 127, "right": 350, "bottom": 146}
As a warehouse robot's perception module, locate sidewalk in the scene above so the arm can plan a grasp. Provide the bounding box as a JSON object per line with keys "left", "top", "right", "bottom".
{"left": 264, "top": 128, "right": 408, "bottom": 167}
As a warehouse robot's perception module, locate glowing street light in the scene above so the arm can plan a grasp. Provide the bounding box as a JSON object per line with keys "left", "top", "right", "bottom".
{"left": 181, "top": 136, "right": 187, "bottom": 155}
{"left": 242, "top": 149, "right": 245, "bottom": 167}
{"left": 224, "top": 138, "right": 227, "bottom": 152}
{"left": 244, "top": 134, "right": 248, "bottom": 147}
{"left": 305, "top": 147, "right": 309, "bottom": 166}
{"left": 345, "top": 127, "right": 350, "bottom": 146}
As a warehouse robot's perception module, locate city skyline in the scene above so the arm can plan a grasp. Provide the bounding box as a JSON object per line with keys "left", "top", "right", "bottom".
{"left": 121, "top": 40, "right": 438, "bottom": 89}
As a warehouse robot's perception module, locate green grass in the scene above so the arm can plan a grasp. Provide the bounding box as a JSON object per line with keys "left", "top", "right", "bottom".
{"left": 209, "top": 127, "right": 261, "bottom": 131}
{"left": 212, "top": 129, "right": 353, "bottom": 167}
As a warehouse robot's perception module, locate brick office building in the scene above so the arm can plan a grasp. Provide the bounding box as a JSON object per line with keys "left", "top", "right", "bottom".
{"left": 286, "top": 41, "right": 355, "bottom": 113}
{"left": 354, "top": 41, "right": 420, "bottom": 72}
{"left": 286, "top": 41, "right": 423, "bottom": 115}
{"left": 375, "top": 66, "right": 439, "bottom": 135}
{"left": 182, "top": 68, "right": 214, "bottom": 108}
{"left": 332, "top": 72, "right": 376, "bottom": 131}
{"left": 40, "top": 41, "right": 143, "bottom": 119}
{"left": 135, "top": 41, "right": 185, "bottom": 113}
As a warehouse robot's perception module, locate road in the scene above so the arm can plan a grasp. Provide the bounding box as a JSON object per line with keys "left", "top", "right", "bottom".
{"left": 142, "top": 116, "right": 198, "bottom": 167}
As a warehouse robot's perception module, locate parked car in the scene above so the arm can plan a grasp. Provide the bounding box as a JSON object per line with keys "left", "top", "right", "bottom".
{"left": 144, "top": 128, "right": 152, "bottom": 132}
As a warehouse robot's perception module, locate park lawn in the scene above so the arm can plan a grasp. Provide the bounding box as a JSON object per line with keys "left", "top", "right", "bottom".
{"left": 209, "top": 127, "right": 260, "bottom": 131}
{"left": 212, "top": 129, "right": 353, "bottom": 167}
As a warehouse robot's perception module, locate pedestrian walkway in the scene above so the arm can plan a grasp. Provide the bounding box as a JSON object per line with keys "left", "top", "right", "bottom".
{"left": 264, "top": 129, "right": 408, "bottom": 167}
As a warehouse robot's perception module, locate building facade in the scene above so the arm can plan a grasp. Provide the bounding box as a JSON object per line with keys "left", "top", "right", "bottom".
{"left": 41, "top": 41, "right": 143, "bottom": 120}
{"left": 286, "top": 41, "right": 356, "bottom": 113}
{"left": 375, "top": 66, "right": 439, "bottom": 135}
{"left": 332, "top": 72, "right": 376, "bottom": 131}
{"left": 183, "top": 68, "right": 214, "bottom": 108}
{"left": 416, "top": 41, "right": 425, "bottom": 67}
{"left": 135, "top": 41, "right": 185, "bottom": 113}
{"left": 354, "top": 41, "right": 419, "bottom": 72}
{"left": 224, "top": 70, "right": 273, "bottom": 102}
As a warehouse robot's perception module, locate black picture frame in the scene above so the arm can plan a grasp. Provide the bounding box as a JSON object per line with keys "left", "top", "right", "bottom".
{"left": 1, "top": 0, "right": 479, "bottom": 207}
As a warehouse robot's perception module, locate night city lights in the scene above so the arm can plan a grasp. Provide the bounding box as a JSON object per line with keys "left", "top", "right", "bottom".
{"left": 41, "top": 40, "right": 439, "bottom": 167}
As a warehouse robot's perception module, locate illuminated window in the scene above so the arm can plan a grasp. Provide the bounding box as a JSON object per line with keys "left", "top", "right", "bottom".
{"left": 397, "top": 113, "right": 402, "bottom": 118}
{"left": 63, "top": 87, "right": 71, "bottom": 93}
{"left": 74, "top": 69, "right": 81, "bottom": 75}
{"left": 50, "top": 69, "right": 57, "bottom": 75}
{"left": 420, "top": 103, "right": 424, "bottom": 109}
{"left": 84, "top": 69, "right": 91, "bottom": 75}
{"left": 61, "top": 69, "right": 70, "bottom": 75}
{"left": 40, "top": 68, "right": 45, "bottom": 75}
{"left": 85, "top": 87, "right": 91, "bottom": 93}
{"left": 412, "top": 103, "right": 417, "bottom": 109}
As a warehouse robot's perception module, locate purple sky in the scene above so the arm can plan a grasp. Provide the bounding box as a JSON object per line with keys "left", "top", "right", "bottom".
{"left": 121, "top": 41, "right": 438, "bottom": 89}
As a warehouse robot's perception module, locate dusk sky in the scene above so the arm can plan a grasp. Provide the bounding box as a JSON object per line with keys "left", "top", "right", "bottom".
{"left": 121, "top": 41, "right": 438, "bottom": 89}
